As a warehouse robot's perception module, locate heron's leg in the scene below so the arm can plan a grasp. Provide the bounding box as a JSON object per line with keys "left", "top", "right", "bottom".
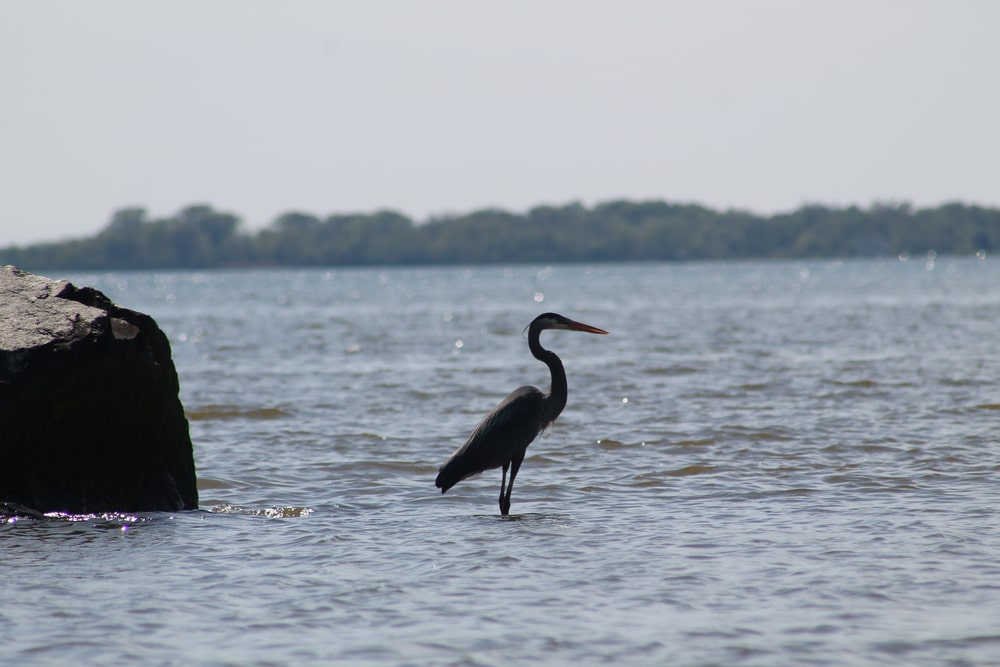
{"left": 501, "top": 451, "right": 525, "bottom": 516}
{"left": 499, "top": 462, "right": 509, "bottom": 516}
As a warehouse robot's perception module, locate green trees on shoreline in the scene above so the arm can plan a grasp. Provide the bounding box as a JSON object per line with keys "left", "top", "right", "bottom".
{"left": 2, "top": 200, "right": 997, "bottom": 271}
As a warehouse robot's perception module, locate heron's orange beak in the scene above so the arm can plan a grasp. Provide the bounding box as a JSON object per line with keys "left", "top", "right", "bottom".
{"left": 568, "top": 320, "right": 609, "bottom": 335}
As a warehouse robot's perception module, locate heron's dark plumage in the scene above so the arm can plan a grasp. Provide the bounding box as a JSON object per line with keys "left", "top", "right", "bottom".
{"left": 435, "top": 385, "right": 546, "bottom": 493}
{"left": 434, "top": 312, "right": 608, "bottom": 515}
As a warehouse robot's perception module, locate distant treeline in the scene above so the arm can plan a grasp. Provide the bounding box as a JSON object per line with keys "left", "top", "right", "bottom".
{"left": 2, "top": 200, "right": 998, "bottom": 270}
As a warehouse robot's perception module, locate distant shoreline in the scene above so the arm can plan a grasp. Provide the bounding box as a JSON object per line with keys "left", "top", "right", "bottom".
{"left": 2, "top": 199, "right": 996, "bottom": 271}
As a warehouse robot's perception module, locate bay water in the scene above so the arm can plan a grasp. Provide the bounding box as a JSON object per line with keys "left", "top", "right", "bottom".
{"left": 3, "top": 258, "right": 1000, "bottom": 666}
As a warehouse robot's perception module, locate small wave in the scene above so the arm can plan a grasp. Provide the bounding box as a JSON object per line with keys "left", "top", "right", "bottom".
{"left": 629, "top": 465, "right": 718, "bottom": 486}
{"left": 594, "top": 437, "right": 675, "bottom": 449}
{"left": 2, "top": 507, "right": 156, "bottom": 529}
{"left": 664, "top": 464, "right": 717, "bottom": 477}
{"left": 674, "top": 438, "right": 716, "bottom": 447}
{"left": 941, "top": 377, "right": 989, "bottom": 387}
{"left": 823, "top": 474, "right": 919, "bottom": 492}
{"left": 739, "top": 382, "right": 771, "bottom": 391}
{"left": 41, "top": 511, "right": 148, "bottom": 525}
{"left": 722, "top": 425, "right": 795, "bottom": 441}
{"left": 186, "top": 405, "right": 291, "bottom": 421}
{"left": 319, "top": 459, "right": 430, "bottom": 474}
{"left": 643, "top": 365, "right": 700, "bottom": 376}
{"left": 828, "top": 379, "right": 878, "bottom": 388}
{"left": 209, "top": 503, "right": 314, "bottom": 518}
{"left": 196, "top": 477, "right": 234, "bottom": 490}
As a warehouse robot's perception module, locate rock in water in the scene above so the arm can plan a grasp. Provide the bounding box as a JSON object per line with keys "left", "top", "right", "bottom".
{"left": 0, "top": 266, "right": 198, "bottom": 513}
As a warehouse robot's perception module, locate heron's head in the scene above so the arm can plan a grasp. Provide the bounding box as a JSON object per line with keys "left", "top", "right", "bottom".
{"left": 526, "top": 312, "right": 609, "bottom": 336}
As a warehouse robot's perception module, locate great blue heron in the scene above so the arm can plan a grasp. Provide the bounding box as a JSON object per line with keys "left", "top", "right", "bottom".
{"left": 435, "top": 312, "right": 609, "bottom": 516}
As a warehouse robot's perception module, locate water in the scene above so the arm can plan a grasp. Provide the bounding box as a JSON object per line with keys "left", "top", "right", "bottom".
{"left": 4, "top": 258, "right": 1000, "bottom": 666}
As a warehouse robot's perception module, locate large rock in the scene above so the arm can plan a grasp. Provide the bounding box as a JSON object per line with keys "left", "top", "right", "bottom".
{"left": 0, "top": 266, "right": 198, "bottom": 513}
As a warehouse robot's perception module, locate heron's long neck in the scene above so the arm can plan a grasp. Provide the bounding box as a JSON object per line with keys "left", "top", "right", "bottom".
{"left": 529, "top": 327, "right": 567, "bottom": 423}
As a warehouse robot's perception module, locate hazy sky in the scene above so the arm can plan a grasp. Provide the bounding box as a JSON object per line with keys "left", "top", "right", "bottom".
{"left": 2, "top": 1, "right": 998, "bottom": 246}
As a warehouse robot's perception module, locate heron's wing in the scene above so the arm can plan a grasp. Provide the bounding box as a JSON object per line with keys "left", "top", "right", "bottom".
{"left": 435, "top": 386, "right": 546, "bottom": 492}
{"left": 461, "top": 386, "right": 547, "bottom": 465}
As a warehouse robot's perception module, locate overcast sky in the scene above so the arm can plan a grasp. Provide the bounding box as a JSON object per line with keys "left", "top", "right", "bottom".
{"left": 2, "top": 1, "right": 998, "bottom": 246}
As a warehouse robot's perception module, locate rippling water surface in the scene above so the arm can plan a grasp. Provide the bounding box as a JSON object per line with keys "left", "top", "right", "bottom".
{"left": 4, "top": 259, "right": 1000, "bottom": 666}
